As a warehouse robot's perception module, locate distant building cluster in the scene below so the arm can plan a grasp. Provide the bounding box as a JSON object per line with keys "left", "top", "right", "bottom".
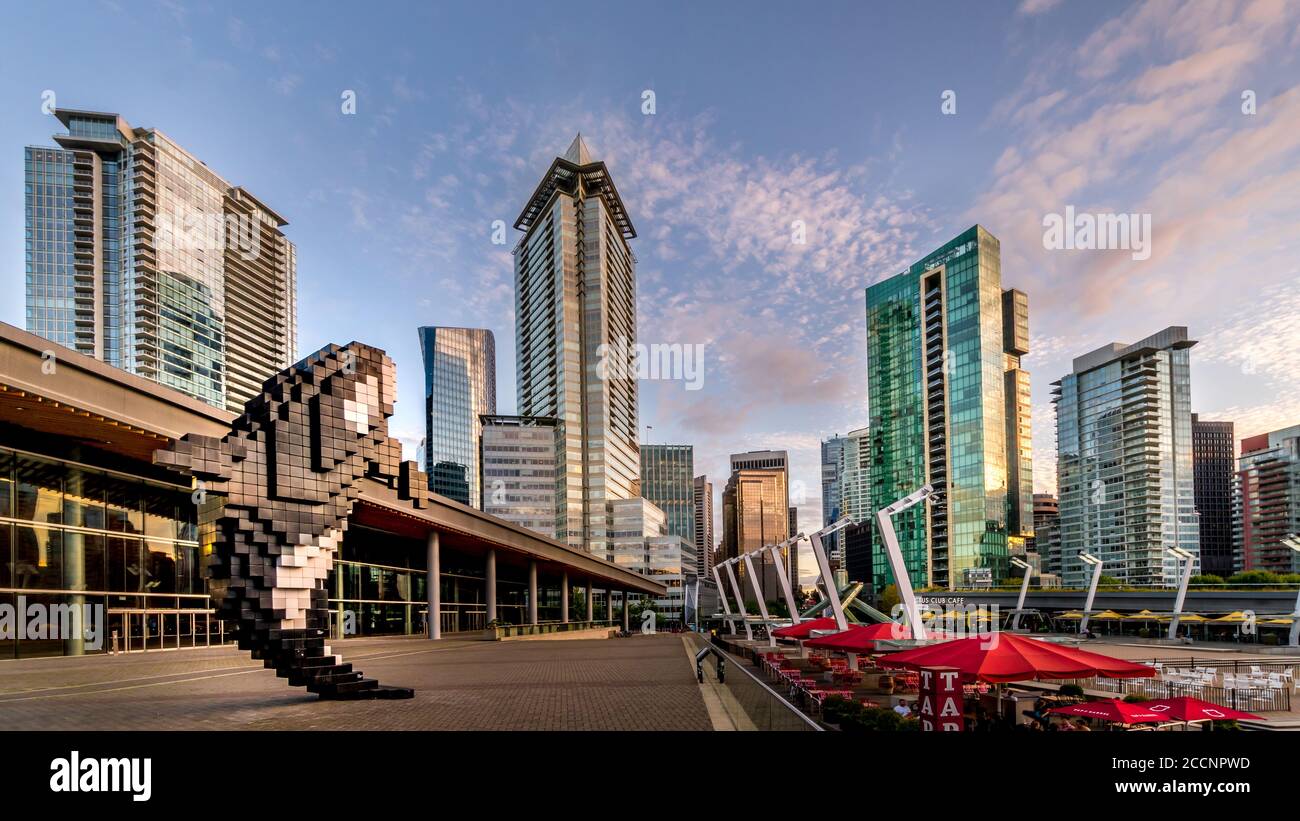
{"left": 822, "top": 225, "right": 1299, "bottom": 597}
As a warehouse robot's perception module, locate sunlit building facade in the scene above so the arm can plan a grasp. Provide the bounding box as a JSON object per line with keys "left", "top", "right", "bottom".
{"left": 24, "top": 109, "right": 296, "bottom": 413}
{"left": 721, "top": 467, "right": 790, "bottom": 603}
{"left": 479, "top": 415, "right": 557, "bottom": 538}
{"left": 865, "top": 226, "right": 1029, "bottom": 591}
{"left": 1053, "top": 327, "right": 1200, "bottom": 586}
{"left": 418, "top": 327, "right": 496, "bottom": 507}
{"left": 513, "top": 135, "right": 640, "bottom": 555}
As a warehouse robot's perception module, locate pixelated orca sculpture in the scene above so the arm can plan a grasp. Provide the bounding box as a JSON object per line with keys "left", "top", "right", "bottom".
{"left": 154, "top": 342, "right": 426, "bottom": 700}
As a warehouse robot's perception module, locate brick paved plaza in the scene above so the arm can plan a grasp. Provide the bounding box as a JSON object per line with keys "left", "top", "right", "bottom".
{"left": 0, "top": 634, "right": 716, "bottom": 731}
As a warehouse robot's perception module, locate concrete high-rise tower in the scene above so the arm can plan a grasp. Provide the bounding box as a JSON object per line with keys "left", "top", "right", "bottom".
{"left": 1054, "top": 327, "right": 1200, "bottom": 586}
{"left": 513, "top": 135, "right": 640, "bottom": 555}
{"left": 25, "top": 109, "right": 296, "bottom": 412}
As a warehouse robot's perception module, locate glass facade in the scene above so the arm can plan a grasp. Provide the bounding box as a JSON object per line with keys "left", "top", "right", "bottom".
{"left": 639, "top": 444, "right": 695, "bottom": 545}
{"left": 865, "top": 226, "right": 1022, "bottom": 591}
{"left": 25, "top": 110, "right": 296, "bottom": 413}
{"left": 418, "top": 327, "right": 496, "bottom": 507}
{"left": 1192, "top": 415, "right": 1236, "bottom": 577}
{"left": 0, "top": 447, "right": 205, "bottom": 659}
{"left": 721, "top": 468, "right": 790, "bottom": 601}
{"left": 1054, "top": 327, "right": 1200, "bottom": 586}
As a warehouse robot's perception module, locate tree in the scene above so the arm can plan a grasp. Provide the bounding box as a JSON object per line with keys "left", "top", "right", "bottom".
{"left": 879, "top": 584, "right": 900, "bottom": 614}
{"left": 1191, "top": 574, "right": 1224, "bottom": 586}
{"left": 1228, "top": 570, "right": 1279, "bottom": 586}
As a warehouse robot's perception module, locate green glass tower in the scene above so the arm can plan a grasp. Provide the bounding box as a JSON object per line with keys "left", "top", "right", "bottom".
{"left": 865, "top": 225, "right": 1031, "bottom": 592}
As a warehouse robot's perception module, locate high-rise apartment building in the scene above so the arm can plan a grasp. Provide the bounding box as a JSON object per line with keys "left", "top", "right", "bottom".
{"left": 820, "top": 434, "right": 846, "bottom": 527}
{"left": 25, "top": 109, "right": 296, "bottom": 412}
{"left": 513, "top": 135, "right": 639, "bottom": 555}
{"left": 418, "top": 327, "right": 496, "bottom": 507}
{"left": 693, "top": 475, "right": 713, "bottom": 580}
{"left": 838, "top": 427, "right": 872, "bottom": 525}
{"left": 639, "top": 445, "right": 695, "bottom": 545}
{"left": 1192, "top": 414, "right": 1236, "bottom": 577}
{"left": 479, "top": 415, "right": 558, "bottom": 538}
{"left": 1029, "top": 492, "right": 1061, "bottom": 578}
{"left": 1053, "top": 327, "right": 1199, "bottom": 586}
{"left": 864, "top": 226, "right": 1031, "bottom": 591}
{"left": 1003, "top": 289, "right": 1034, "bottom": 538}
{"left": 1237, "top": 424, "right": 1300, "bottom": 575}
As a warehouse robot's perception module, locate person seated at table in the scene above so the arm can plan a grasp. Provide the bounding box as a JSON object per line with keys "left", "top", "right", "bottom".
{"left": 894, "top": 698, "right": 911, "bottom": 717}
{"left": 1074, "top": 719, "right": 1091, "bottom": 732}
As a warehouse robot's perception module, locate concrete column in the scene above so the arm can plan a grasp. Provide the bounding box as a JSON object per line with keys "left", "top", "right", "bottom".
{"left": 607, "top": 588, "right": 614, "bottom": 624}
{"left": 585, "top": 580, "right": 594, "bottom": 623}
{"left": 561, "top": 571, "right": 569, "bottom": 624}
{"left": 528, "top": 559, "right": 538, "bottom": 625}
{"left": 621, "top": 591, "right": 630, "bottom": 632}
{"left": 485, "top": 549, "right": 497, "bottom": 624}
{"left": 426, "top": 531, "right": 441, "bottom": 640}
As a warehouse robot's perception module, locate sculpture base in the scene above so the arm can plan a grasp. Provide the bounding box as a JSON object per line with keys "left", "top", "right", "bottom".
{"left": 317, "top": 683, "right": 415, "bottom": 700}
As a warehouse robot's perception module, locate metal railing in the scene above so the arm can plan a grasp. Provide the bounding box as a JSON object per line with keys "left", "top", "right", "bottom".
{"left": 693, "top": 635, "right": 820, "bottom": 731}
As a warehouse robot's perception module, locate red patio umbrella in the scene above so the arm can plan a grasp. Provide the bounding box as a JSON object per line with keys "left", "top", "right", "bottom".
{"left": 1134, "top": 696, "right": 1264, "bottom": 723}
{"left": 877, "top": 633, "right": 1156, "bottom": 683}
{"left": 771, "top": 617, "right": 839, "bottom": 639}
{"left": 1048, "top": 699, "right": 1163, "bottom": 725}
{"left": 804, "top": 622, "right": 914, "bottom": 652}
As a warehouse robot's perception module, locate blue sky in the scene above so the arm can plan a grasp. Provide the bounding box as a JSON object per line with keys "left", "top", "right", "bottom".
{"left": 3, "top": 0, "right": 1299, "bottom": 574}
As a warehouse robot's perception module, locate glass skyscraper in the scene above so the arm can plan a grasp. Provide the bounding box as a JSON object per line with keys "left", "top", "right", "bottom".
{"left": 864, "top": 225, "right": 1031, "bottom": 591}
{"left": 513, "top": 134, "right": 640, "bottom": 555}
{"left": 418, "top": 327, "right": 496, "bottom": 507}
{"left": 1192, "top": 414, "right": 1236, "bottom": 577}
{"left": 639, "top": 444, "right": 695, "bottom": 545}
{"left": 820, "top": 434, "right": 846, "bottom": 557}
{"left": 24, "top": 109, "right": 297, "bottom": 413}
{"left": 1053, "top": 327, "right": 1200, "bottom": 586}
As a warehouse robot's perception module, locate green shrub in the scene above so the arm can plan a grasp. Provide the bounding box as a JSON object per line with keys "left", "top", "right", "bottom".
{"left": 821, "top": 695, "right": 854, "bottom": 724}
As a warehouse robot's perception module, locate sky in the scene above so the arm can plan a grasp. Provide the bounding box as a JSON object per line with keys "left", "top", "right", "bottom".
{"left": 2, "top": 0, "right": 1299, "bottom": 582}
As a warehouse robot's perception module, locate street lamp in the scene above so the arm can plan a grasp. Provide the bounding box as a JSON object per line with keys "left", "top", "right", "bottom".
{"left": 740, "top": 550, "right": 776, "bottom": 647}
{"left": 1009, "top": 556, "right": 1033, "bottom": 631}
{"left": 1165, "top": 546, "right": 1196, "bottom": 640}
{"left": 711, "top": 564, "right": 739, "bottom": 636}
{"left": 1284, "top": 535, "right": 1300, "bottom": 647}
{"left": 808, "top": 516, "right": 857, "bottom": 631}
{"left": 1078, "top": 552, "right": 1104, "bottom": 635}
{"left": 875, "top": 484, "right": 937, "bottom": 640}
{"left": 721, "top": 558, "right": 753, "bottom": 641}
{"left": 759, "top": 533, "right": 804, "bottom": 627}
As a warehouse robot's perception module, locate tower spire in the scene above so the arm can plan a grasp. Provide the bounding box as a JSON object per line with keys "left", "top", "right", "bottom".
{"left": 564, "top": 133, "right": 593, "bottom": 164}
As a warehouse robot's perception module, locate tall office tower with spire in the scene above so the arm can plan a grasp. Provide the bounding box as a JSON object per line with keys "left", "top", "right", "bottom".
{"left": 24, "top": 109, "right": 296, "bottom": 412}
{"left": 865, "top": 226, "right": 1032, "bottom": 592}
{"left": 418, "top": 326, "right": 496, "bottom": 507}
{"left": 513, "top": 135, "right": 640, "bottom": 555}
